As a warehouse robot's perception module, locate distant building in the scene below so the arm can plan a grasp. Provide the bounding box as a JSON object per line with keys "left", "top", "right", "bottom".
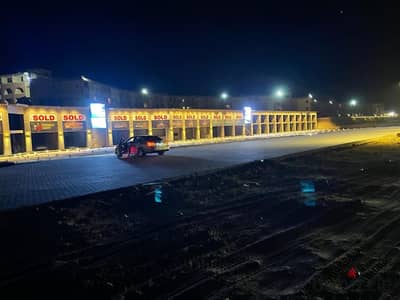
{"left": 0, "top": 72, "right": 32, "bottom": 104}
{"left": 1, "top": 69, "right": 297, "bottom": 110}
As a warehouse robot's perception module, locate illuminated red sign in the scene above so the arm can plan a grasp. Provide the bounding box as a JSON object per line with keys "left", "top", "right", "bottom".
{"left": 63, "top": 114, "right": 86, "bottom": 121}
{"left": 135, "top": 115, "right": 147, "bottom": 121}
{"left": 153, "top": 114, "right": 168, "bottom": 120}
{"left": 30, "top": 114, "right": 57, "bottom": 121}
{"left": 112, "top": 115, "right": 128, "bottom": 121}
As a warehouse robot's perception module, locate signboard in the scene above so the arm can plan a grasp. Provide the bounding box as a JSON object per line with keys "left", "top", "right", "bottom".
{"left": 62, "top": 114, "right": 86, "bottom": 121}
{"left": 152, "top": 120, "right": 169, "bottom": 129}
{"left": 90, "top": 103, "right": 106, "bottom": 129}
{"left": 30, "top": 122, "right": 58, "bottom": 133}
{"left": 213, "top": 113, "right": 222, "bottom": 120}
{"left": 134, "top": 121, "right": 149, "bottom": 129}
{"left": 185, "top": 120, "right": 196, "bottom": 128}
{"left": 199, "top": 113, "right": 210, "bottom": 120}
{"left": 112, "top": 121, "right": 129, "bottom": 130}
{"left": 172, "top": 114, "right": 183, "bottom": 120}
{"left": 63, "top": 121, "right": 87, "bottom": 132}
{"left": 30, "top": 114, "right": 57, "bottom": 122}
{"left": 153, "top": 114, "right": 168, "bottom": 120}
{"left": 111, "top": 115, "right": 128, "bottom": 121}
{"left": 186, "top": 113, "right": 197, "bottom": 120}
{"left": 235, "top": 113, "right": 244, "bottom": 120}
{"left": 134, "top": 114, "right": 148, "bottom": 121}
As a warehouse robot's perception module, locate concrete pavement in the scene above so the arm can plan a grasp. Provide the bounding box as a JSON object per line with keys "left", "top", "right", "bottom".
{"left": 0, "top": 127, "right": 399, "bottom": 210}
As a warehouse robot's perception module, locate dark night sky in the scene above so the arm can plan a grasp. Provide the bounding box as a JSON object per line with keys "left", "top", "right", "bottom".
{"left": 2, "top": 2, "right": 400, "bottom": 108}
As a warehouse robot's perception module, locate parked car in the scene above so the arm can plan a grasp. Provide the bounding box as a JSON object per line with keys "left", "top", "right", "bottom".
{"left": 115, "top": 135, "right": 170, "bottom": 158}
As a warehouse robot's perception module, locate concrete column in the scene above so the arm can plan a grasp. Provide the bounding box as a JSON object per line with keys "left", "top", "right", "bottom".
{"left": 86, "top": 129, "right": 92, "bottom": 148}
{"left": 196, "top": 119, "right": 200, "bottom": 140}
{"left": 24, "top": 111, "right": 32, "bottom": 153}
{"left": 168, "top": 123, "right": 174, "bottom": 142}
{"left": 148, "top": 116, "right": 153, "bottom": 135}
{"left": 209, "top": 119, "right": 213, "bottom": 139}
{"left": 273, "top": 114, "right": 278, "bottom": 133}
{"left": 2, "top": 111, "right": 12, "bottom": 155}
{"left": 242, "top": 123, "right": 246, "bottom": 136}
{"left": 107, "top": 118, "right": 113, "bottom": 146}
{"left": 57, "top": 111, "right": 65, "bottom": 150}
{"left": 220, "top": 124, "right": 225, "bottom": 138}
{"left": 280, "top": 114, "right": 284, "bottom": 133}
{"left": 257, "top": 115, "right": 262, "bottom": 135}
{"left": 129, "top": 116, "right": 134, "bottom": 137}
{"left": 182, "top": 120, "right": 186, "bottom": 141}
{"left": 232, "top": 122, "right": 236, "bottom": 137}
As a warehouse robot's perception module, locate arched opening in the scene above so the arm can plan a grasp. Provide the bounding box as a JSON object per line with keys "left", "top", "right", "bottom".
{"left": 15, "top": 88, "right": 24, "bottom": 94}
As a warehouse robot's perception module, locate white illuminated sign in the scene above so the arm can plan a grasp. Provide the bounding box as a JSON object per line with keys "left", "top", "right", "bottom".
{"left": 244, "top": 106, "right": 252, "bottom": 124}
{"left": 90, "top": 103, "right": 106, "bottom": 128}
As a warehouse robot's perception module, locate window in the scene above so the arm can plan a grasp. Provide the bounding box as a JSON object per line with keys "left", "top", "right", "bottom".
{"left": 21, "top": 76, "right": 24, "bottom": 82}
{"left": 5, "top": 88, "right": 12, "bottom": 95}
{"left": 7, "top": 77, "right": 12, "bottom": 83}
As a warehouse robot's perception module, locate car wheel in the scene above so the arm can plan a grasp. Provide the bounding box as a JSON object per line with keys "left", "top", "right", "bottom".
{"left": 137, "top": 148, "right": 145, "bottom": 157}
{"left": 158, "top": 151, "right": 165, "bottom": 156}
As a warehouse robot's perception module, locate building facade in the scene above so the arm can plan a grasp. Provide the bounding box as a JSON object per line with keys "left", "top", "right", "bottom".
{"left": 0, "top": 103, "right": 317, "bottom": 156}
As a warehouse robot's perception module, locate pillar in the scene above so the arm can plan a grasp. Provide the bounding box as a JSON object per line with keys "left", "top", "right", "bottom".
{"left": 24, "top": 111, "right": 32, "bottom": 153}
{"left": 2, "top": 111, "right": 12, "bottom": 155}
{"left": 196, "top": 119, "right": 200, "bottom": 140}
{"left": 129, "top": 115, "right": 134, "bottom": 137}
{"left": 148, "top": 117, "right": 153, "bottom": 135}
{"left": 57, "top": 111, "right": 65, "bottom": 150}
{"left": 182, "top": 120, "right": 186, "bottom": 141}
{"left": 257, "top": 115, "right": 262, "bottom": 135}
{"left": 209, "top": 119, "right": 213, "bottom": 139}
{"left": 107, "top": 118, "right": 113, "bottom": 146}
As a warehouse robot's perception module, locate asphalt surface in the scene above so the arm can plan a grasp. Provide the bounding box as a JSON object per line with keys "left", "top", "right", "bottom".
{"left": 0, "top": 127, "right": 399, "bottom": 210}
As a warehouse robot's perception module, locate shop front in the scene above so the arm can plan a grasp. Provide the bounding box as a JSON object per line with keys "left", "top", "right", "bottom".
{"left": 172, "top": 113, "right": 186, "bottom": 141}
{"left": 133, "top": 113, "right": 149, "bottom": 136}
{"left": 111, "top": 115, "right": 130, "bottom": 145}
{"left": 223, "top": 113, "right": 234, "bottom": 137}
{"left": 152, "top": 113, "right": 169, "bottom": 140}
{"left": 30, "top": 113, "right": 58, "bottom": 151}
{"left": 212, "top": 112, "right": 224, "bottom": 138}
{"left": 185, "top": 119, "right": 197, "bottom": 140}
{"left": 199, "top": 116, "right": 210, "bottom": 139}
{"left": 62, "top": 113, "right": 87, "bottom": 148}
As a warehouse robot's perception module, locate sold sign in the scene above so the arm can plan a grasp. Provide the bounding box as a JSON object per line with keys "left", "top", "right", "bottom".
{"left": 30, "top": 114, "right": 57, "bottom": 121}
{"left": 63, "top": 114, "right": 86, "bottom": 121}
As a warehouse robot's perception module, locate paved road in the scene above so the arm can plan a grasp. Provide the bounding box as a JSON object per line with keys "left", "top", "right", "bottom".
{"left": 1, "top": 127, "right": 399, "bottom": 210}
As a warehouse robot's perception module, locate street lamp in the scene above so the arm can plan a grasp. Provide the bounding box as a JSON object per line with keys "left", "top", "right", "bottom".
{"left": 141, "top": 88, "right": 149, "bottom": 95}
{"left": 329, "top": 100, "right": 334, "bottom": 105}
{"left": 308, "top": 93, "right": 313, "bottom": 99}
{"left": 349, "top": 99, "right": 357, "bottom": 106}
{"left": 275, "top": 89, "right": 284, "bottom": 98}
{"left": 220, "top": 92, "right": 229, "bottom": 100}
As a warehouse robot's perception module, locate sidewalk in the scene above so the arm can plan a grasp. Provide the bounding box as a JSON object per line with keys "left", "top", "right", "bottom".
{"left": 0, "top": 129, "right": 339, "bottom": 164}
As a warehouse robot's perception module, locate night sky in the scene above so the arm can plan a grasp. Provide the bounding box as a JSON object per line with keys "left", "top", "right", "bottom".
{"left": 2, "top": 2, "right": 400, "bottom": 108}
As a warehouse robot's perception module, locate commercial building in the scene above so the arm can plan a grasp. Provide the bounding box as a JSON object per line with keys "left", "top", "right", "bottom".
{"left": 0, "top": 104, "right": 317, "bottom": 156}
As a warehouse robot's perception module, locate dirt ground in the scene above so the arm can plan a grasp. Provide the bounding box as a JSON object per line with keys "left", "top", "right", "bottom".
{"left": 1, "top": 134, "right": 400, "bottom": 299}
